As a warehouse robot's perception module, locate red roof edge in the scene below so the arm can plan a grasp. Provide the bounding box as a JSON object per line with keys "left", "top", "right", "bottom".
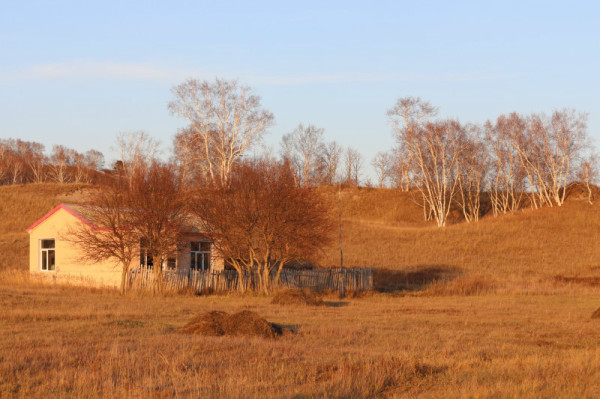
{"left": 26, "top": 204, "right": 95, "bottom": 233}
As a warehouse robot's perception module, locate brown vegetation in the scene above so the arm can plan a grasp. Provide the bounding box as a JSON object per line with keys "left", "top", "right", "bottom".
{"left": 2, "top": 275, "right": 600, "bottom": 397}
{"left": 177, "top": 310, "right": 285, "bottom": 338}
{"left": 271, "top": 288, "right": 324, "bottom": 306}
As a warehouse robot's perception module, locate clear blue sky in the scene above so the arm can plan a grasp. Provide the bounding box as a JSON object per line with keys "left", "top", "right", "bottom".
{"left": 1, "top": 0, "right": 598, "bottom": 180}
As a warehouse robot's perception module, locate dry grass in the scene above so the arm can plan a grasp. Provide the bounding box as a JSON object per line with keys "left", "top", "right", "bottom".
{"left": 320, "top": 186, "right": 600, "bottom": 293}
{"left": 0, "top": 183, "right": 92, "bottom": 270}
{"left": 271, "top": 288, "right": 324, "bottom": 306}
{"left": 3, "top": 183, "right": 600, "bottom": 395}
{"left": 2, "top": 275, "right": 600, "bottom": 397}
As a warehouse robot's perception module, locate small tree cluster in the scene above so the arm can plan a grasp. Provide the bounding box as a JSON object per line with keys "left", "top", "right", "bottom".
{"left": 192, "top": 158, "right": 334, "bottom": 294}
{"left": 280, "top": 123, "right": 363, "bottom": 187}
{"left": 68, "top": 159, "right": 188, "bottom": 294}
{"left": 388, "top": 97, "right": 596, "bottom": 226}
{"left": 0, "top": 138, "right": 104, "bottom": 185}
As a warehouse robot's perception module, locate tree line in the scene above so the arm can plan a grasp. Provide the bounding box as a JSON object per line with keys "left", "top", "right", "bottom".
{"left": 385, "top": 97, "right": 597, "bottom": 226}
{"left": 7, "top": 78, "right": 598, "bottom": 294}
{"left": 0, "top": 139, "right": 105, "bottom": 185}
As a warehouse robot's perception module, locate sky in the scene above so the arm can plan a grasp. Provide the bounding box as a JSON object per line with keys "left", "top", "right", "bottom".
{"left": 1, "top": 0, "right": 599, "bottom": 181}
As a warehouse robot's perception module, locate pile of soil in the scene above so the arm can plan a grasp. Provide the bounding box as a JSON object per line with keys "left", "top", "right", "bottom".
{"left": 591, "top": 308, "right": 600, "bottom": 319}
{"left": 271, "top": 288, "right": 324, "bottom": 306}
{"left": 177, "top": 310, "right": 284, "bottom": 339}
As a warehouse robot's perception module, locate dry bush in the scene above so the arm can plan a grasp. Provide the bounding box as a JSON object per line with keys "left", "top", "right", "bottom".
{"left": 177, "top": 310, "right": 284, "bottom": 339}
{"left": 271, "top": 288, "right": 324, "bottom": 306}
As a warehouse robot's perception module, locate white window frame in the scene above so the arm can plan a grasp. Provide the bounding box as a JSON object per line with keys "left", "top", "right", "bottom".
{"left": 39, "top": 238, "right": 56, "bottom": 272}
{"left": 190, "top": 241, "right": 211, "bottom": 272}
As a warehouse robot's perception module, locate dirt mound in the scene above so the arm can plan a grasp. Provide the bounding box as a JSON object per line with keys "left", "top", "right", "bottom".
{"left": 271, "top": 289, "right": 324, "bottom": 306}
{"left": 177, "top": 310, "right": 283, "bottom": 338}
{"left": 591, "top": 308, "right": 600, "bottom": 319}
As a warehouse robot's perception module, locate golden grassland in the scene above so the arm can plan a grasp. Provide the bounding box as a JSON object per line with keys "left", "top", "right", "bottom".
{"left": 319, "top": 186, "right": 600, "bottom": 293}
{"left": 2, "top": 271, "right": 600, "bottom": 398}
{"left": 0, "top": 183, "right": 91, "bottom": 270}
{"left": 2, "top": 183, "right": 600, "bottom": 397}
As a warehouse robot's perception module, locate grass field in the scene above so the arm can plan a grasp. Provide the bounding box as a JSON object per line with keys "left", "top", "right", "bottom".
{"left": 1, "top": 183, "right": 600, "bottom": 397}
{"left": 1, "top": 272, "right": 600, "bottom": 398}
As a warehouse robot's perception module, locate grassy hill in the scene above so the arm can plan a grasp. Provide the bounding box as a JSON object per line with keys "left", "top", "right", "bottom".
{"left": 2, "top": 183, "right": 599, "bottom": 292}
{"left": 0, "top": 183, "right": 92, "bottom": 270}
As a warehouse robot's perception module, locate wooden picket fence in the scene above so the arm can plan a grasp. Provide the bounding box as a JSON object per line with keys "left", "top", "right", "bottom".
{"left": 128, "top": 267, "right": 373, "bottom": 294}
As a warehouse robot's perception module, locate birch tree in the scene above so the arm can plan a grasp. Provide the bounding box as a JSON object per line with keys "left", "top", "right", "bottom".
{"left": 280, "top": 123, "right": 325, "bottom": 187}
{"left": 485, "top": 114, "right": 526, "bottom": 215}
{"left": 169, "top": 78, "right": 274, "bottom": 186}
{"left": 371, "top": 151, "right": 393, "bottom": 188}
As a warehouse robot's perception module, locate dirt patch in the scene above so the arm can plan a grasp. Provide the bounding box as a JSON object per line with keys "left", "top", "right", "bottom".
{"left": 176, "top": 310, "right": 285, "bottom": 339}
{"left": 271, "top": 289, "right": 324, "bottom": 306}
{"left": 591, "top": 308, "right": 600, "bottom": 319}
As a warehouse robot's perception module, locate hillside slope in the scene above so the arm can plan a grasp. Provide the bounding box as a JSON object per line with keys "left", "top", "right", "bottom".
{"left": 2, "top": 184, "right": 599, "bottom": 291}
{"left": 0, "top": 184, "right": 91, "bottom": 270}
{"left": 320, "top": 186, "right": 600, "bottom": 289}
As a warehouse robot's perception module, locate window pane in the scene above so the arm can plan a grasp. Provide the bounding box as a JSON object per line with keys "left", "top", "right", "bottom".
{"left": 200, "top": 242, "right": 211, "bottom": 252}
{"left": 204, "top": 254, "right": 211, "bottom": 271}
{"left": 41, "top": 239, "right": 54, "bottom": 249}
{"left": 48, "top": 250, "right": 55, "bottom": 271}
{"left": 190, "top": 242, "right": 199, "bottom": 251}
{"left": 190, "top": 253, "right": 197, "bottom": 270}
{"left": 42, "top": 251, "right": 47, "bottom": 270}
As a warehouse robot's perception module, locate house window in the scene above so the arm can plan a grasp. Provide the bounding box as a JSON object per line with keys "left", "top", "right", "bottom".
{"left": 190, "top": 241, "right": 211, "bottom": 271}
{"left": 40, "top": 239, "right": 55, "bottom": 271}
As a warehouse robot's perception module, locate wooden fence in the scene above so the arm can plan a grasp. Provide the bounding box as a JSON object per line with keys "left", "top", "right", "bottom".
{"left": 128, "top": 267, "right": 373, "bottom": 294}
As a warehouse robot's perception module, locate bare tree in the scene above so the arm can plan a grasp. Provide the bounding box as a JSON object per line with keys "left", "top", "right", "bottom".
{"left": 66, "top": 179, "right": 139, "bottom": 294}
{"left": 49, "top": 145, "right": 73, "bottom": 183}
{"left": 319, "top": 141, "right": 343, "bottom": 185}
{"left": 169, "top": 78, "right": 274, "bottom": 186}
{"left": 68, "top": 159, "right": 188, "bottom": 294}
{"left": 398, "top": 119, "right": 466, "bottom": 227}
{"left": 126, "top": 161, "right": 189, "bottom": 292}
{"left": 507, "top": 110, "right": 589, "bottom": 208}
{"left": 577, "top": 153, "right": 598, "bottom": 205}
{"left": 371, "top": 151, "right": 393, "bottom": 188}
{"left": 115, "top": 131, "right": 160, "bottom": 187}
{"left": 389, "top": 146, "right": 412, "bottom": 191}
{"left": 280, "top": 123, "right": 325, "bottom": 187}
{"left": 344, "top": 147, "right": 363, "bottom": 186}
{"left": 192, "top": 159, "right": 334, "bottom": 294}
{"left": 485, "top": 114, "right": 526, "bottom": 215}
{"left": 388, "top": 97, "right": 438, "bottom": 192}
{"left": 455, "top": 125, "right": 489, "bottom": 222}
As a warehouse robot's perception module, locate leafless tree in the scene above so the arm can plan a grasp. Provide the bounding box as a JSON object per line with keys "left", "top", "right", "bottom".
{"left": 115, "top": 131, "right": 160, "bottom": 187}
{"left": 169, "top": 78, "right": 274, "bottom": 186}
{"left": 344, "top": 147, "right": 363, "bottom": 186}
{"left": 506, "top": 109, "right": 589, "bottom": 208}
{"left": 371, "top": 151, "right": 393, "bottom": 188}
{"left": 66, "top": 178, "right": 139, "bottom": 294}
{"left": 281, "top": 123, "right": 325, "bottom": 186}
{"left": 485, "top": 114, "right": 526, "bottom": 215}
{"left": 319, "top": 141, "right": 343, "bottom": 185}
{"left": 192, "top": 159, "right": 334, "bottom": 294}
{"left": 125, "top": 161, "right": 189, "bottom": 292}
{"left": 49, "top": 145, "right": 73, "bottom": 183}
{"left": 397, "top": 119, "right": 466, "bottom": 227}
{"left": 577, "top": 153, "right": 598, "bottom": 205}
{"left": 389, "top": 146, "right": 413, "bottom": 191}
{"left": 455, "top": 125, "right": 489, "bottom": 222}
{"left": 388, "top": 97, "right": 438, "bottom": 192}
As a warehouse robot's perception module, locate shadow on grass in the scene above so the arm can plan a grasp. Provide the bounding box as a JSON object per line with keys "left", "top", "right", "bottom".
{"left": 373, "top": 265, "right": 462, "bottom": 293}
{"left": 323, "top": 301, "right": 350, "bottom": 307}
